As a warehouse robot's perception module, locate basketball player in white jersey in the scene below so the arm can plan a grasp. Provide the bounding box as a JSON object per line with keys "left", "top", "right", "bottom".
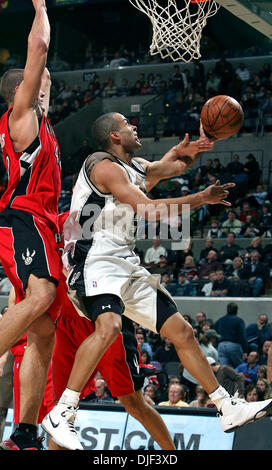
{"left": 42, "top": 113, "right": 272, "bottom": 450}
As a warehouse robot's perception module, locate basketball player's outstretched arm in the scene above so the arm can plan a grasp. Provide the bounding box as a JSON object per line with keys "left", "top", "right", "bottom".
{"left": 136, "top": 122, "right": 214, "bottom": 191}
{"left": 91, "top": 159, "right": 235, "bottom": 220}
{"left": 9, "top": 0, "right": 50, "bottom": 151}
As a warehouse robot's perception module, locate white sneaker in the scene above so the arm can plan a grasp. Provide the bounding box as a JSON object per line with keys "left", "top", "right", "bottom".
{"left": 219, "top": 395, "right": 272, "bottom": 433}
{"left": 42, "top": 404, "right": 83, "bottom": 450}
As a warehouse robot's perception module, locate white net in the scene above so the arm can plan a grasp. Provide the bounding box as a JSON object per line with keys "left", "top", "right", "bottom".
{"left": 129, "top": 0, "right": 220, "bottom": 62}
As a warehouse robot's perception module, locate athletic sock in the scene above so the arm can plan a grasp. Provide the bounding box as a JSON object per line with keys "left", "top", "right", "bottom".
{"left": 17, "top": 423, "right": 38, "bottom": 438}
{"left": 59, "top": 387, "right": 80, "bottom": 408}
{"left": 209, "top": 385, "right": 230, "bottom": 409}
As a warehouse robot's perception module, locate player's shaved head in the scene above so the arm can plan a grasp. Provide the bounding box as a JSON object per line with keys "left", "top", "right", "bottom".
{"left": 0, "top": 68, "right": 24, "bottom": 106}
{"left": 92, "top": 113, "right": 121, "bottom": 150}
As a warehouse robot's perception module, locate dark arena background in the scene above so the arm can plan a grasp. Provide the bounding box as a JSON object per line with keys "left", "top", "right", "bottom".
{"left": 1, "top": 0, "right": 272, "bottom": 453}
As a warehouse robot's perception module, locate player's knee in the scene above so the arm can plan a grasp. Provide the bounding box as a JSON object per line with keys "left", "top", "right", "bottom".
{"left": 96, "top": 312, "right": 121, "bottom": 345}
{"left": 181, "top": 320, "right": 195, "bottom": 345}
{"left": 27, "top": 283, "right": 56, "bottom": 319}
{"left": 169, "top": 317, "right": 195, "bottom": 349}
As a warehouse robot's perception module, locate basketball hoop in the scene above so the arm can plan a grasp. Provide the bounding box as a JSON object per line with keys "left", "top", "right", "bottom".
{"left": 129, "top": 0, "right": 220, "bottom": 63}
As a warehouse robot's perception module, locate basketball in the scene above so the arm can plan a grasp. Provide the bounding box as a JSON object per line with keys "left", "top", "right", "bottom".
{"left": 200, "top": 95, "right": 244, "bottom": 139}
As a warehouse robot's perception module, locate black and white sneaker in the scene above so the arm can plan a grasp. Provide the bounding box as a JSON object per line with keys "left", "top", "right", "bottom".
{"left": 219, "top": 394, "right": 272, "bottom": 433}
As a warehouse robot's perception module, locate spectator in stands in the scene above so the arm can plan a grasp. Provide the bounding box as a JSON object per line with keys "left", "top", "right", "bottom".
{"left": 171, "top": 271, "right": 194, "bottom": 296}
{"left": 150, "top": 255, "right": 174, "bottom": 278}
{"left": 256, "top": 378, "right": 272, "bottom": 400}
{"left": 214, "top": 57, "right": 234, "bottom": 94}
{"left": 90, "top": 377, "right": 114, "bottom": 403}
{"left": 259, "top": 340, "right": 271, "bottom": 366}
{"left": 210, "top": 158, "right": 225, "bottom": 178}
{"left": 238, "top": 201, "right": 257, "bottom": 224}
{"left": 140, "top": 349, "right": 151, "bottom": 365}
{"left": 210, "top": 269, "right": 232, "bottom": 297}
{"left": 246, "top": 236, "right": 264, "bottom": 260}
{"left": 225, "top": 256, "right": 244, "bottom": 280}
{"left": 117, "top": 78, "right": 131, "bottom": 97}
{"left": 207, "top": 219, "right": 222, "bottom": 239}
{"left": 136, "top": 328, "right": 153, "bottom": 360}
{"left": 236, "top": 62, "right": 251, "bottom": 89}
{"left": 220, "top": 210, "right": 242, "bottom": 237}
{"left": 248, "top": 184, "right": 268, "bottom": 207}
{"left": 158, "top": 383, "right": 189, "bottom": 407}
{"left": 109, "top": 51, "right": 127, "bottom": 68}
{"left": 160, "top": 272, "right": 171, "bottom": 291}
{"left": 189, "top": 385, "right": 212, "bottom": 408}
{"left": 262, "top": 93, "right": 272, "bottom": 117}
{"left": 205, "top": 70, "right": 220, "bottom": 95}
{"left": 236, "top": 351, "right": 260, "bottom": 385}
{"left": 199, "top": 158, "right": 213, "bottom": 179}
{"left": 103, "top": 78, "right": 118, "bottom": 98}
{"left": 143, "top": 383, "right": 160, "bottom": 406}
{"left": 207, "top": 357, "right": 245, "bottom": 398}
{"left": 199, "top": 319, "right": 214, "bottom": 335}
{"left": 257, "top": 365, "right": 268, "bottom": 380}
{"left": 219, "top": 232, "right": 241, "bottom": 262}
{"left": 198, "top": 250, "right": 223, "bottom": 280}
{"left": 226, "top": 154, "right": 244, "bottom": 176}
{"left": 245, "top": 384, "right": 259, "bottom": 402}
{"left": 214, "top": 302, "right": 248, "bottom": 368}
{"left": 170, "top": 64, "right": 188, "bottom": 97}
{"left": 258, "top": 204, "right": 272, "bottom": 236}
{"left": 180, "top": 255, "right": 199, "bottom": 281}
{"left": 240, "top": 250, "right": 270, "bottom": 296}
{"left": 144, "top": 237, "right": 167, "bottom": 265}
{"left": 130, "top": 80, "right": 142, "bottom": 96}
{"left": 194, "top": 312, "right": 207, "bottom": 336}
{"left": 201, "top": 271, "right": 217, "bottom": 296}
{"left": 263, "top": 239, "right": 272, "bottom": 267}
{"left": 199, "top": 332, "right": 219, "bottom": 363}
{"left": 153, "top": 336, "right": 179, "bottom": 364}
{"left": 246, "top": 314, "right": 271, "bottom": 353}
{"left": 243, "top": 154, "right": 260, "bottom": 189}
{"left": 240, "top": 215, "right": 261, "bottom": 238}
{"left": 199, "top": 238, "right": 218, "bottom": 264}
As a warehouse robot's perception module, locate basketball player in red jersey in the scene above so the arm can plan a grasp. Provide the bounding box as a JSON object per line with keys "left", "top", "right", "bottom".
{"left": 0, "top": 1, "right": 62, "bottom": 450}
{"left": 1, "top": 213, "right": 175, "bottom": 450}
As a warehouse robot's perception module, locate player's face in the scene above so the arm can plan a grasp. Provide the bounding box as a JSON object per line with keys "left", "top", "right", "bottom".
{"left": 116, "top": 114, "right": 142, "bottom": 153}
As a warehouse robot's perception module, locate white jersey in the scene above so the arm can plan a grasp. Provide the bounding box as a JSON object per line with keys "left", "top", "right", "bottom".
{"left": 63, "top": 151, "right": 146, "bottom": 270}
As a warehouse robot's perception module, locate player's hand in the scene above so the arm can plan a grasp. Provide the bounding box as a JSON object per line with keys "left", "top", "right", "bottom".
{"left": 174, "top": 133, "right": 214, "bottom": 158}
{"left": 201, "top": 180, "right": 236, "bottom": 206}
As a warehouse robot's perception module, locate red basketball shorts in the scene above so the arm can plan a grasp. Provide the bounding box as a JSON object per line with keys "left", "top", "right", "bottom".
{"left": 52, "top": 306, "right": 144, "bottom": 401}
{"left": 0, "top": 208, "right": 62, "bottom": 321}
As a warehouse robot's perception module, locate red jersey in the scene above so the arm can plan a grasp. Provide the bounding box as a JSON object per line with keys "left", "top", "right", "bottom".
{"left": 0, "top": 109, "right": 61, "bottom": 233}
{"left": 10, "top": 333, "right": 27, "bottom": 357}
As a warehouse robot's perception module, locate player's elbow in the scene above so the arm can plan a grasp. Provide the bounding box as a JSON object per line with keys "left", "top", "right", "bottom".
{"left": 28, "top": 35, "right": 49, "bottom": 58}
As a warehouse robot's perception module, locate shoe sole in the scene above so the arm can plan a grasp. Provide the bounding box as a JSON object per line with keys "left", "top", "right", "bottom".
{"left": 224, "top": 400, "right": 272, "bottom": 433}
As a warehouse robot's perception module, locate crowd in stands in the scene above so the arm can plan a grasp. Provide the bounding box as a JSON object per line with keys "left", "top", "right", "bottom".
{"left": 42, "top": 60, "right": 272, "bottom": 132}
{"left": 81, "top": 303, "right": 272, "bottom": 409}
{"left": 1, "top": 55, "right": 271, "bottom": 137}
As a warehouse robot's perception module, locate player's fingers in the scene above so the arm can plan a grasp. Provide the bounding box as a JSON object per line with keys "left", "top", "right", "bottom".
{"left": 220, "top": 200, "right": 232, "bottom": 206}
{"left": 221, "top": 182, "right": 236, "bottom": 189}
